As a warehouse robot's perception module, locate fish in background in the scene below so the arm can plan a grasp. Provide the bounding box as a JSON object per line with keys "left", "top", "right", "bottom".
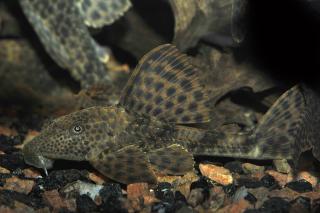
{"left": 22, "top": 44, "right": 320, "bottom": 184}
{"left": 19, "top": 0, "right": 131, "bottom": 88}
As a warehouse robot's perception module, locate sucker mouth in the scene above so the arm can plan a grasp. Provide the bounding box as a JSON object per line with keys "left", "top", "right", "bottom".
{"left": 38, "top": 155, "right": 54, "bottom": 176}
{"left": 22, "top": 138, "right": 54, "bottom": 174}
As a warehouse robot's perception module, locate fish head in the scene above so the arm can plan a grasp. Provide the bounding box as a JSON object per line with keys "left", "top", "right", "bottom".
{"left": 22, "top": 106, "right": 129, "bottom": 171}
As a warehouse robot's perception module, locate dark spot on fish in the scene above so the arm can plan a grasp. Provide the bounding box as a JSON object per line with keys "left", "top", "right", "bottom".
{"left": 193, "top": 91, "right": 203, "bottom": 101}
{"left": 153, "top": 108, "right": 163, "bottom": 116}
{"left": 178, "top": 95, "right": 187, "bottom": 103}
{"left": 144, "top": 77, "right": 153, "bottom": 86}
{"left": 165, "top": 101, "right": 174, "bottom": 109}
{"left": 144, "top": 92, "right": 153, "bottom": 100}
{"left": 155, "top": 96, "right": 163, "bottom": 104}
{"left": 145, "top": 105, "right": 152, "bottom": 113}
{"left": 175, "top": 108, "right": 184, "bottom": 115}
{"left": 155, "top": 82, "right": 164, "bottom": 92}
{"left": 167, "top": 87, "right": 176, "bottom": 96}
{"left": 181, "top": 116, "right": 190, "bottom": 122}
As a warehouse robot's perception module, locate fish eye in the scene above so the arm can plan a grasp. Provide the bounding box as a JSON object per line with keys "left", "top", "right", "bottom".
{"left": 73, "top": 125, "right": 83, "bottom": 134}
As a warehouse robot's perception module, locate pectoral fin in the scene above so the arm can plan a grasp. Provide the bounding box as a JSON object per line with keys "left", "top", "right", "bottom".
{"left": 148, "top": 144, "right": 194, "bottom": 175}
{"left": 89, "top": 145, "right": 157, "bottom": 184}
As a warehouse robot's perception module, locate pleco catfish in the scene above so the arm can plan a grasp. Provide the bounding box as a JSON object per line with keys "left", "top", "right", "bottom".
{"left": 22, "top": 44, "right": 320, "bottom": 184}
{"left": 19, "top": 0, "right": 131, "bottom": 87}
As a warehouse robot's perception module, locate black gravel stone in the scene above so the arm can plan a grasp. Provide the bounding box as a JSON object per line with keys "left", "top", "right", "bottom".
{"left": 190, "top": 176, "right": 213, "bottom": 190}
{"left": 223, "top": 184, "right": 237, "bottom": 197}
{"left": 58, "top": 208, "right": 74, "bottom": 213}
{"left": 100, "top": 183, "right": 122, "bottom": 202}
{"left": 151, "top": 201, "right": 185, "bottom": 213}
{"left": 224, "top": 161, "right": 244, "bottom": 174}
{"left": 260, "top": 174, "right": 277, "bottom": 188}
{"left": 286, "top": 179, "right": 313, "bottom": 193}
{"left": 42, "top": 169, "right": 89, "bottom": 190}
{"left": 243, "top": 209, "right": 260, "bottom": 213}
{"left": 0, "top": 135, "right": 22, "bottom": 154}
{"left": 10, "top": 121, "right": 29, "bottom": 136}
{"left": 0, "top": 153, "right": 26, "bottom": 170}
{"left": 237, "top": 177, "right": 262, "bottom": 188}
{"left": 190, "top": 177, "right": 213, "bottom": 199}
{"left": 0, "top": 190, "right": 45, "bottom": 209}
{"left": 171, "top": 191, "right": 189, "bottom": 212}
{"left": 154, "top": 182, "right": 174, "bottom": 203}
{"left": 259, "top": 197, "right": 290, "bottom": 213}
{"left": 245, "top": 192, "right": 257, "bottom": 204}
{"left": 290, "top": 196, "right": 311, "bottom": 212}
{"left": 99, "top": 183, "right": 127, "bottom": 213}
{"left": 76, "top": 194, "right": 98, "bottom": 213}
{"left": 312, "top": 199, "right": 320, "bottom": 212}
{"left": 174, "top": 191, "right": 187, "bottom": 204}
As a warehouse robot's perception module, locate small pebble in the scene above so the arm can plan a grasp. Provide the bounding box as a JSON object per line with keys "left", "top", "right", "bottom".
{"left": 187, "top": 188, "right": 205, "bottom": 207}
{"left": 76, "top": 194, "right": 98, "bottom": 213}
{"left": 259, "top": 197, "right": 290, "bottom": 213}
{"left": 0, "top": 166, "right": 10, "bottom": 174}
{"left": 203, "top": 186, "right": 225, "bottom": 210}
{"left": 224, "top": 161, "right": 244, "bottom": 174}
{"left": 290, "top": 196, "right": 311, "bottom": 213}
{"left": 224, "top": 184, "right": 237, "bottom": 198}
{"left": 42, "top": 169, "right": 89, "bottom": 190}
{"left": 42, "top": 190, "right": 76, "bottom": 212}
{"left": 127, "top": 182, "right": 149, "bottom": 200}
{"left": 0, "top": 153, "right": 26, "bottom": 171}
{"left": 22, "top": 168, "right": 41, "bottom": 178}
{"left": 242, "top": 163, "right": 265, "bottom": 175}
{"left": 1, "top": 176, "right": 35, "bottom": 194}
{"left": 154, "top": 182, "right": 174, "bottom": 203}
{"left": 61, "top": 180, "right": 103, "bottom": 201}
{"left": 236, "top": 177, "right": 262, "bottom": 188}
{"left": 0, "top": 126, "right": 17, "bottom": 136}
{"left": 296, "top": 171, "right": 318, "bottom": 188}
{"left": 266, "top": 170, "right": 292, "bottom": 187}
{"left": 286, "top": 179, "right": 313, "bottom": 193}
{"left": 260, "top": 174, "right": 277, "bottom": 188}
{"left": 245, "top": 192, "right": 257, "bottom": 204}
{"left": 199, "top": 164, "right": 233, "bottom": 185}
{"left": 99, "top": 183, "right": 126, "bottom": 213}
{"left": 88, "top": 172, "right": 106, "bottom": 185}
{"left": 217, "top": 199, "right": 252, "bottom": 213}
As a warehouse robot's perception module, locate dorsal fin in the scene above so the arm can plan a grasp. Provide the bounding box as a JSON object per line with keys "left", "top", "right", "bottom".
{"left": 119, "top": 44, "right": 210, "bottom": 124}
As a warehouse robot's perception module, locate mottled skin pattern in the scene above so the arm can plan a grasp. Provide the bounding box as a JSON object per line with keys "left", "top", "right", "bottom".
{"left": 19, "top": 0, "right": 131, "bottom": 87}
{"left": 22, "top": 44, "right": 320, "bottom": 184}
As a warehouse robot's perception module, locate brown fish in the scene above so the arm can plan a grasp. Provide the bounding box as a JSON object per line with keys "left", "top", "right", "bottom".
{"left": 19, "top": 0, "right": 131, "bottom": 87}
{"left": 22, "top": 44, "right": 320, "bottom": 184}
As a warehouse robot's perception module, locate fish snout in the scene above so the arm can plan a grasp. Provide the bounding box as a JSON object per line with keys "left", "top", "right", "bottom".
{"left": 22, "top": 138, "right": 54, "bottom": 171}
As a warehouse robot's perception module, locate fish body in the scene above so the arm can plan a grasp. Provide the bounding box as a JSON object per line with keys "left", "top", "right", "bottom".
{"left": 19, "top": 0, "right": 131, "bottom": 87}
{"left": 22, "top": 44, "right": 320, "bottom": 184}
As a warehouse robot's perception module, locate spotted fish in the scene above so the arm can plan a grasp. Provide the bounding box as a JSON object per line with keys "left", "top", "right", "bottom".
{"left": 19, "top": 0, "right": 131, "bottom": 87}
{"left": 22, "top": 44, "right": 320, "bottom": 184}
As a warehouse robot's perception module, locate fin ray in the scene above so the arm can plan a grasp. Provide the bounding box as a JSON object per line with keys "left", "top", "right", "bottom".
{"left": 120, "top": 44, "right": 210, "bottom": 124}
{"left": 148, "top": 144, "right": 194, "bottom": 175}
{"left": 250, "top": 85, "right": 307, "bottom": 160}
{"left": 89, "top": 145, "right": 157, "bottom": 184}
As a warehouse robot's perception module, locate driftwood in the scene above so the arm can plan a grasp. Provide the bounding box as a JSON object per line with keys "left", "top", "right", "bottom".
{"left": 169, "top": 0, "right": 247, "bottom": 51}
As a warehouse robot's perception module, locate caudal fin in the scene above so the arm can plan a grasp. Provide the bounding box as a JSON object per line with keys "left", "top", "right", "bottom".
{"left": 249, "top": 85, "right": 310, "bottom": 161}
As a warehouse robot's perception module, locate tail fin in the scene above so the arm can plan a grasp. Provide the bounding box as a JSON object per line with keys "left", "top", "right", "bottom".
{"left": 183, "top": 85, "right": 314, "bottom": 163}
{"left": 248, "top": 85, "right": 310, "bottom": 161}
